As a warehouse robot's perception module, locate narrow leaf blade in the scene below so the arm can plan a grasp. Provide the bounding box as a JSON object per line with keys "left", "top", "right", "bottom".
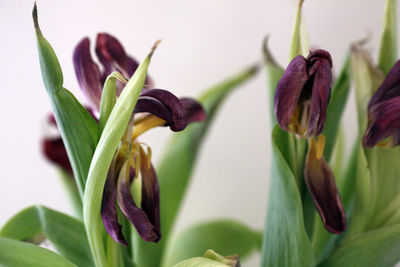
{"left": 378, "top": 0, "right": 398, "bottom": 75}
{"left": 33, "top": 4, "right": 99, "bottom": 195}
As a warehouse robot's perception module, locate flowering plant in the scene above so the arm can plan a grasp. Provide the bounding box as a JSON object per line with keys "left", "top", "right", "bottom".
{"left": 1, "top": 1, "right": 400, "bottom": 267}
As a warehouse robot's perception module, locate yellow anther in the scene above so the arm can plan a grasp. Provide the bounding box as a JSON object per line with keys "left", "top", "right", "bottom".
{"left": 146, "top": 146, "right": 152, "bottom": 169}
{"left": 316, "top": 135, "right": 325, "bottom": 160}
{"left": 131, "top": 115, "right": 166, "bottom": 140}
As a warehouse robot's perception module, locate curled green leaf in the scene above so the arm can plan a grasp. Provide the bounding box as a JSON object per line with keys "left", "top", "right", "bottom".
{"left": 83, "top": 43, "right": 157, "bottom": 267}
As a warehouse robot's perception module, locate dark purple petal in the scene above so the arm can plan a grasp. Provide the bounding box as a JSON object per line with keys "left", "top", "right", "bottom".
{"left": 274, "top": 55, "right": 309, "bottom": 132}
{"left": 139, "top": 147, "right": 161, "bottom": 241}
{"left": 135, "top": 89, "right": 187, "bottom": 131}
{"left": 368, "top": 59, "right": 400, "bottom": 109}
{"left": 363, "top": 96, "right": 400, "bottom": 147}
{"left": 117, "top": 162, "right": 159, "bottom": 242}
{"left": 304, "top": 139, "right": 346, "bottom": 234}
{"left": 274, "top": 50, "right": 332, "bottom": 137}
{"left": 307, "top": 49, "right": 333, "bottom": 68}
{"left": 101, "top": 160, "right": 128, "bottom": 246}
{"left": 95, "top": 33, "right": 153, "bottom": 95}
{"left": 42, "top": 138, "right": 72, "bottom": 175}
{"left": 306, "top": 57, "right": 332, "bottom": 136}
{"left": 73, "top": 37, "right": 103, "bottom": 110}
{"left": 180, "top": 97, "right": 207, "bottom": 123}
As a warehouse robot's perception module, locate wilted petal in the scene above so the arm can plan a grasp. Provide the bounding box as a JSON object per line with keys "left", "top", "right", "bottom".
{"left": 180, "top": 97, "right": 207, "bottom": 123}
{"left": 304, "top": 138, "right": 346, "bottom": 234}
{"left": 368, "top": 59, "right": 400, "bottom": 109}
{"left": 95, "top": 33, "right": 153, "bottom": 94}
{"left": 117, "top": 161, "right": 159, "bottom": 242}
{"left": 306, "top": 51, "right": 332, "bottom": 136}
{"left": 363, "top": 96, "right": 400, "bottom": 147}
{"left": 135, "top": 89, "right": 187, "bottom": 131}
{"left": 274, "top": 55, "right": 309, "bottom": 132}
{"left": 101, "top": 160, "right": 128, "bottom": 246}
{"left": 42, "top": 138, "right": 72, "bottom": 175}
{"left": 274, "top": 50, "right": 332, "bottom": 137}
{"left": 73, "top": 37, "right": 103, "bottom": 109}
{"left": 139, "top": 147, "right": 161, "bottom": 240}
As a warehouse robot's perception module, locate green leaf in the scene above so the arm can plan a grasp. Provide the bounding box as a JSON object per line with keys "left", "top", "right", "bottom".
{"left": 262, "top": 37, "right": 284, "bottom": 125}
{"left": 98, "top": 72, "right": 126, "bottom": 133}
{"left": 350, "top": 44, "right": 384, "bottom": 132}
{"left": 83, "top": 43, "right": 157, "bottom": 267}
{"left": 133, "top": 65, "right": 259, "bottom": 267}
{"left": 378, "top": 0, "right": 398, "bottom": 75}
{"left": 322, "top": 56, "right": 351, "bottom": 162}
{"left": 320, "top": 223, "right": 400, "bottom": 267}
{"left": 0, "top": 237, "right": 77, "bottom": 267}
{"left": 33, "top": 4, "right": 99, "bottom": 195}
{"left": 163, "top": 219, "right": 261, "bottom": 266}
{"left": 0, "top": 205, "right": 93, "bottom": 267}
{"left": 260, "top": 125, "right": 313, "bottom": 267}
{"left": 290, "top": 0, "right": 305, "bottom": 59}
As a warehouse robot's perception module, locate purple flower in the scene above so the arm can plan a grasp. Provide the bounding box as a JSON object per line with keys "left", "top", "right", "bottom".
{"left": 363, "top": 60, "right": 400, "bottom": 148}
{"left": 101, "top": 88, "right": 206, "bottom": 245}
{"left": 274, "top": 49, "right": 346, "bottom": 234}
{"left": 72, "top": 32, "right": 206, "bottom": 244}
{"left": 274, "top": 50, "right": 332, "bottom": 137}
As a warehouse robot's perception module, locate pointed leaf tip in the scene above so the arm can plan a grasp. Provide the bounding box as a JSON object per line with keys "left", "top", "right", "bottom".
{"left": 32, "top": 2, "right": 39, "bottom": 29}
{"left": 150, "top": 40, "right": 162, "bottom": 57}
{"left": 262, "top": 36, "right": 278, "bottom": 66}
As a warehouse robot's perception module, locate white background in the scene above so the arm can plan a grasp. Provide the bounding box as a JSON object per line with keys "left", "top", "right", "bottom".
{"left": 1, "top": 0, "right": 399, "bottom": 266}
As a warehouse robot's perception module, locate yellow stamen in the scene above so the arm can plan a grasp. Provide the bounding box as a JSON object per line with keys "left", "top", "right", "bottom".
{"left": 131, "top": 115, "right": 166, "bottom": 140}
{"left": 146, "top": 146, "right": 152, "bottom": 169}
{"left": 316, "top": 135, "right": 325, "bottom": 160}
{"left": 299, "top": 100, "right": 310, "bottom": 135}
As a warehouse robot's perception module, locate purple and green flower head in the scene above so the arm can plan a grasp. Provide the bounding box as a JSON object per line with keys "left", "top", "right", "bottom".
{"left": 43, "top": 32, "right": 206, "bottom": 245}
